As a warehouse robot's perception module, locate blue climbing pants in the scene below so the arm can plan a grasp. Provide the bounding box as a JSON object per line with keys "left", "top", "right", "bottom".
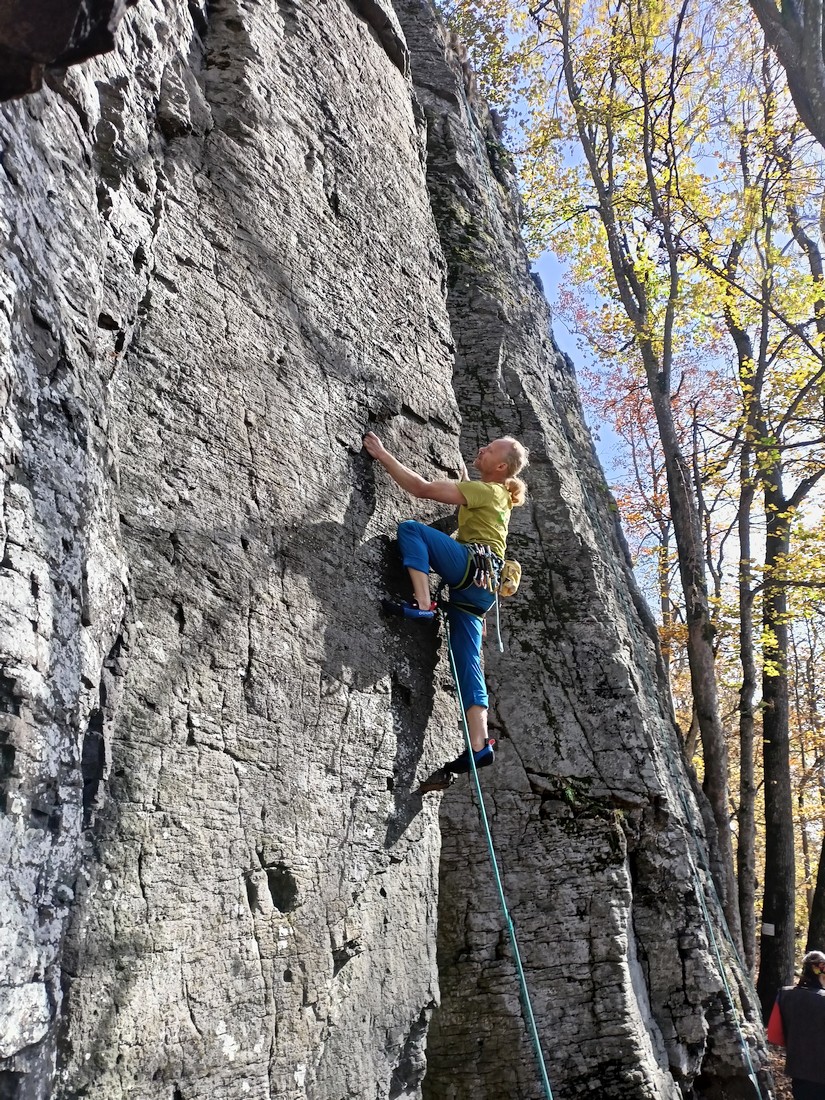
{"left": 396, "top": 520, "right": 496, "bottom": 711}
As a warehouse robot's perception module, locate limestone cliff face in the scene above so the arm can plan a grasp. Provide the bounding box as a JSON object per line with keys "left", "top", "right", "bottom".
{"left": 0, "top": 3, "right": 765, "bottom": 1099}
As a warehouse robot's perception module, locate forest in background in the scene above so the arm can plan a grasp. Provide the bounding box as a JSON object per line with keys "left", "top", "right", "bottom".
{"left": 438, "top": 0, "right": 825, "bottom": 1018}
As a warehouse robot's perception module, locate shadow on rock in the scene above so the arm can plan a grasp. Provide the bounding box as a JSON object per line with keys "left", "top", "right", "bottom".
{"left": 281, "top": 450, "right": 443, "bottom": 848}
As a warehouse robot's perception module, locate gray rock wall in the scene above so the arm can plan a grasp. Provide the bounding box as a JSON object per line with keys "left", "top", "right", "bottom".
{"left": 0, "top": 2, "right": 766, "bottom": 1099}
{"left": 1, "top": 3, "right": 459, "bottom": 1097}
{"left": 394, "top": 5, "right": 765, "bottom": 1098}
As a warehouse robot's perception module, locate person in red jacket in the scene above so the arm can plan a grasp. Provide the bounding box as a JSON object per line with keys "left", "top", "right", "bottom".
{"left": 767, "top": 950, "right": 825, "bottom": 1099}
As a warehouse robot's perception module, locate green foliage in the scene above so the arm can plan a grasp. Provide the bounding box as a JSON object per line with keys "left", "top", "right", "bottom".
{"left": 436, "top": 0, "right": 540, "bottom": 121}
{"left": 450, "top": 0, "right": 825, "bottom": 953}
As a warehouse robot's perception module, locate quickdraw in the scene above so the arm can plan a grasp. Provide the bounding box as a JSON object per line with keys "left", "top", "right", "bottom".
{"left": 454, "top": 543, "right": 503, "bottom": 594}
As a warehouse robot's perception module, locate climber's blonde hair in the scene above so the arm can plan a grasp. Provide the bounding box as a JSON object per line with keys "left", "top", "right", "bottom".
{"left": 501, "top": 436, "right": 529, "bottom": 506}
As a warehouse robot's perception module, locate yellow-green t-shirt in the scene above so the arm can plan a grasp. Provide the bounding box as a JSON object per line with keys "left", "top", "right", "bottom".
{"left": 457, "top": 481, "right": 512, "bottom": 560}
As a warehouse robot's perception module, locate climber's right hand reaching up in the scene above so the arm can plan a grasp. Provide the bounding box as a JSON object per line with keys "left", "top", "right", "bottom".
{"left": 362, "top": 433, "right": 465, "bottom": 506}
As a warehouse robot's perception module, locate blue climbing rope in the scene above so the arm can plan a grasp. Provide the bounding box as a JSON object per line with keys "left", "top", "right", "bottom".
{"left": 441, "top": 610, "right": 555, "bottom": 1100}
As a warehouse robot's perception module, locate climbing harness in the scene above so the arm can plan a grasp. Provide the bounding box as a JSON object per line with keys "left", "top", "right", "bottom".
{"left": 452, "top": 543, "right": 504, "bottom": 595}
{"left": 438, "top": 544, "right": 512, "bottom": 653}
{"left": 441, "top": 609, "right": 555, "bottom": 1100}
{"left": 449, "top": 543, "right": 522, "bottom": 653}
{"left": 452, "top": 544, "right": 522, "bottom": 600}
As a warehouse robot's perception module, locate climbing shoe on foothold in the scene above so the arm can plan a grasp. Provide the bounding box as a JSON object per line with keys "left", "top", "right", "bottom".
{"left": 415, "top": 767, "right": 455, "bottom": 795}
{"left": 445, "top": 738, "right": 496, "bottom": 774}
{"left": 381, "top": 597, "right": 437, "bottom": 620}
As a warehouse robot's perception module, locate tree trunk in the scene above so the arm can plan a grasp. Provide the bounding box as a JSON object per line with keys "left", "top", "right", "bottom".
{"left": 659, "top": 528, "right": 672, "bottom": 677}
{"left": 722, "top": 276, "right": 767, "bottom": 976}
{"left": 755, "top": 476, "right": 796, "bottom": 1019}
{"left": 685, "top": 706, "right": 700, "bottom": 760}
{"left": 737, "top": 445, "right": 758, "bottom": 973}
{"left": 641, "top": 344, "right": 743, "bottom": 952}
{"left": 748, "top": 0, "right": 825, "bottom": 154}
{"left": 800, "top": 790, "right": 813, "bottom": 912}
{"left": 553, "top": 0, "right": 741, "bottom": 953}
{"left": 799, "top": 743, "right": 813, "bottom": 916}
{"left": 806, "top": 647, "right": 825, "bottom": 951}
{"left": 808, "top": 795, "right": 825, "bottom": 950}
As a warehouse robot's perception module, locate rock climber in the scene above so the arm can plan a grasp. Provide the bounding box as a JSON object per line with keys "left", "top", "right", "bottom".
{"left": 363, "top": 430, "right": 528, "bottom": 781}
{"left": 767, "top": 949, "right": 825, "bottom": 1099}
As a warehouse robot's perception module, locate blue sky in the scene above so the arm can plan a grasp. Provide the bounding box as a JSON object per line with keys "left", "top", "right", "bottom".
{"left": 532, "top": 249, "right": 623, "bottom": 482}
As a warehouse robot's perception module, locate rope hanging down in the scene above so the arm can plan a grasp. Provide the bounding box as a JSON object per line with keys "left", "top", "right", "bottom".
{"left": 442, "top": 610, "right": 555, "bottom": 1100}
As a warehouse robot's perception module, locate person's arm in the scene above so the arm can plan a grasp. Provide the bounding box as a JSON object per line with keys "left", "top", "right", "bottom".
{"left": 363, "top": 432, "right": 466, "bottom": 505}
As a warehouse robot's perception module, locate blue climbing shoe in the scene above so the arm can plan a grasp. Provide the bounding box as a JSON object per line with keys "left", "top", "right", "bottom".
{"left": 445, "top": 739, "right": 496, "bottom": 774}
{"left": 381, "top": 597, "right": 436, "bottom": 620}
